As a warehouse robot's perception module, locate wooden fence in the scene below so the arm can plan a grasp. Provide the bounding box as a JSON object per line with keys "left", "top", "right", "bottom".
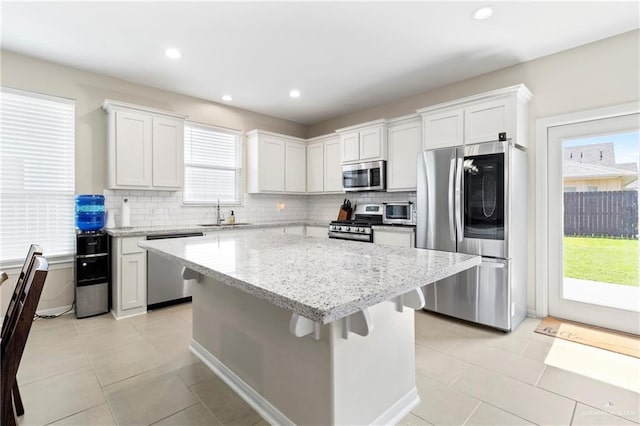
{"left": 564, "top": 190, "right": 638, "bottom": 238}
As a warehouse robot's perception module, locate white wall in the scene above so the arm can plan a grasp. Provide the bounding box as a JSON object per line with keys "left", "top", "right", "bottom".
{"left": 308, "top": 29, "right": 640, "bottom": 314}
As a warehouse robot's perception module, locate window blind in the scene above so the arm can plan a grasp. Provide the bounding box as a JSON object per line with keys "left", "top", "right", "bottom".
{"left": 184, "top": 122, "right": 242, "bottom": 204}
{"left": 0, "top": 87, "right": 75, "bottom": 265}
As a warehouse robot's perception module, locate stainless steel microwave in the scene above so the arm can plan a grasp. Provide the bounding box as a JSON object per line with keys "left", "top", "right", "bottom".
{"left": 342, "top": 160, "right": 386, "bottom": 192}
{"left": 383, "top": 202, "right": 415, "bottom": 225}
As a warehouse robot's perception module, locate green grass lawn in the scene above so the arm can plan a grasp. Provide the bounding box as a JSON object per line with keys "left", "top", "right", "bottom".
{"left": 564, "top": 237, "right": 639, "bottom": 286}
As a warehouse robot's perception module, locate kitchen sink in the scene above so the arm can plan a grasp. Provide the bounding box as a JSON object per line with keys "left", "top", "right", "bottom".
{"left": 198, "top": 223, "right": 251, "bottom": 227}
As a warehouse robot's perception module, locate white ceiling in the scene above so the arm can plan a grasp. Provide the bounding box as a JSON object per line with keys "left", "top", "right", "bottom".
{"left": 2, "top": 2, "right": 638, "bottom": 125}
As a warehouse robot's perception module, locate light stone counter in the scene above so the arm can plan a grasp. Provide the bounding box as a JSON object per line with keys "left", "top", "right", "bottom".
{"left": 105, "top": 221, "right": 309, "bottom": 237}
{"left": 139, "top": 229, "right": 479, "bottom": 324}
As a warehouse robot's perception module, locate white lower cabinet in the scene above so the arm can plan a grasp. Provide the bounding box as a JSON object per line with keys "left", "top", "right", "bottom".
{"left": 372, "top": 229, "right": 415, "bottom": 248}
{"left": 112, "top": 236, "right": 147, "bottom": 319}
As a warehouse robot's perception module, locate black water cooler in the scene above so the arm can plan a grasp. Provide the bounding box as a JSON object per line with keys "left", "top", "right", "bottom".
{"left": 75, "top": 231, "right": 110, "bottom": 318}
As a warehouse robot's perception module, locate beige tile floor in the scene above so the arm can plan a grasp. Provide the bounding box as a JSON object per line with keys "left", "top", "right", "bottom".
{"left": 14, "top": 304, "right": 640, "bottom": 425}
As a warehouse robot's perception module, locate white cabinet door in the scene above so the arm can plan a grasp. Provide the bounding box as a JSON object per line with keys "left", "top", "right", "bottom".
{"left": 152, "top": 116, "right": 184, "bottom": 188}
{"left": 285, "top": 141, "right": 306, "bottom": 193}
{"left": 464, "top": 97, "right": 512, "bottom": 144}
{"left": 120, "top": 252, "right": 146, "bottom": 311}
{"left": 306, "top": 141, "right": 324, "bottom": 193}
{"left": 373, "top": 230, "right": 415, "bottom": 248}
{"left": 387, "top": 119, "right": 422, "bottom": 191}
{"left": 115, "top": 110, "right": 152, "bottom": 187}
{"left": 359, "top": 126, "right": 382, "bottom": 160}
{"left": 422, "top": 108, "right": 464, "bottom": 150}
{"left": 341, "top": 132, "right": 360, "bottom": 163}
{"left": 324, "top": 137, "right": 343, "bottom": 193}
{"left": 259, "top": 136, "right": 285, "bottom": 192}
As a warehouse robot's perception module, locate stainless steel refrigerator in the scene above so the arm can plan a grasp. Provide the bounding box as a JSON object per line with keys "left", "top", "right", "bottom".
{"left": 416, "top": 140, "right": 527, "bottom": 331}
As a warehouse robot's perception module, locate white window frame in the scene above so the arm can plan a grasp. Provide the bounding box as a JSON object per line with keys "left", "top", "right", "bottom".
{"left": 183, "top": 121, "right": 243, "bottom": 206}
{"left": 0, "top": 87, "right": 76, "bottom": 270}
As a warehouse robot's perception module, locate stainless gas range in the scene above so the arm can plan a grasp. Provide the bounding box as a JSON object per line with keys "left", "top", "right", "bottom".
{"left": 328, "top": 204, "right": 383, "bottom": 243}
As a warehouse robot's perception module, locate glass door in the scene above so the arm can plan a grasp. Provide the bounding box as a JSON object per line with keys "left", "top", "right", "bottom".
{"left": 548, "top": 113, "right": 639, "bottom": 334}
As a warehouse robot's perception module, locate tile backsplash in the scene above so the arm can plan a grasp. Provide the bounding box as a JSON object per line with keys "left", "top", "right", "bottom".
{"left": 104, "top": 190, "right": 415, "bottom": 228}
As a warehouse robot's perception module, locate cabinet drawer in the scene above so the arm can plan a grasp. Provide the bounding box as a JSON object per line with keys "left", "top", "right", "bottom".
{"left": 121, "top": 237, "right": 145, "bottom": 254}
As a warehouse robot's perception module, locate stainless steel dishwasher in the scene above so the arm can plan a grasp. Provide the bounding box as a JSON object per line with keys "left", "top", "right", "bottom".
{"left": 146, "top": 232, "right": 204, "bottom": 310}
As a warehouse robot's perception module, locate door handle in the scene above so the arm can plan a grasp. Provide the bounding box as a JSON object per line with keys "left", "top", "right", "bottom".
{"left": 455, "top": 157, "right": 464, "bottom": 242}
{"left": 448, "top": 155, "right": 456, "bottom": 242}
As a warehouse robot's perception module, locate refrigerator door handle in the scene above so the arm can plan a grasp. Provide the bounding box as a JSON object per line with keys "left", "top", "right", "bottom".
{"left": 455, "top": 157, "right": 464, "bottom": 242}
{"left": 448, "top": 155, "right": 456, "bottom": 243}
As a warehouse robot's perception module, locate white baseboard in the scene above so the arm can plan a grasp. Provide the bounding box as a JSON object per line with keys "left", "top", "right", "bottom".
{"left": 527, "top": 309, "right": 539, "bottom": 318}
{"left": 191, "top": 339, "right": 421, "bottom": 426}
{"left": 190, "top": 339, "right": 294, "bottom": 426}
{"left": 371, "top": 387, "right": 420, "bottom": 426}
{"left": 36, "top": 304, "right": 74, "bottom": 317}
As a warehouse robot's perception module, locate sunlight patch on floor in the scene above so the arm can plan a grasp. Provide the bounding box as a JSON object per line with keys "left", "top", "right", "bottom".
{"left": 544, "top": 337, "right": 640, "bottom": 393}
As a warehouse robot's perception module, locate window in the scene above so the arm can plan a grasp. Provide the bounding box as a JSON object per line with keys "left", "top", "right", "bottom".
{"left": 587, "top": 186, "right": 598, "bottom": 192}
{"left": 183, "top": 121, "right": 242, "bottom": 204}
{"left": 0, "top": 88, "right": 75, "bottom": 265}
{"left": 564, "top": 186, "right": 577, "bottom": 192}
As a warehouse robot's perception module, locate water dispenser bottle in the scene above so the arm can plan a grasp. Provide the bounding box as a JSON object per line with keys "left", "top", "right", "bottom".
{"left": 75, "top": 194, "right": 105, "bottom": 232}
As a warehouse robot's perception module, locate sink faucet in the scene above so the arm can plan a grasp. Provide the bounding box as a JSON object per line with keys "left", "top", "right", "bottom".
{"left": 216, "top": 198, "right": 222, "bottom": 225}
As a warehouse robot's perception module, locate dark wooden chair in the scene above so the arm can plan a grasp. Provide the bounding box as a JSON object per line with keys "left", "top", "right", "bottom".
{"left": 1, "top": 249, "right": 48, "bottom": 426}
{"left": 0, "top": 244, "right": 42, "bottom": 421}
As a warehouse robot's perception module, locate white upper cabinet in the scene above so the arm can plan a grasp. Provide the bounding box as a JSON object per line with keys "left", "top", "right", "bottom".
{"left": 306, "top": 134, "right": 343, "bottom": 194}
{"left": 103, "top": 100, "right": 187, "bottom": 190}
{"left": 337, "top": 120, "right": 387, "bottom": 164}
{"left": 422, "top": 108, "right": 463, "bottom": 150}
{"left": 247, "top": 130, "right": 306, "bottom": 194}
{"left": 418, "top": 84, "right": 532, "bottom": 149}
{"left": 285, "top": 140, "right": 306, "bottom": 193}
{"left": 464, "top": 96, "right": 514, "bottom": 145}
{"left": 341, "top": 132, "right": 360, "bottom": 163}
{"left": 387, "top": 114, "right": 422, "bottom": 192}
{"left": 323, "top": 136, "right": 343, "bottom": 193}
{"left": 306, "top": 141, "right": 324, "bottom": 193}
{"left": 152, "top": 116, "right": 184, "bottom": 188}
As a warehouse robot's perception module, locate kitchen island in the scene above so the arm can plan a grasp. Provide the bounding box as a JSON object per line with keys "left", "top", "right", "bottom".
{"left": 140, "top": 229, "right": 480, "bottom": 425}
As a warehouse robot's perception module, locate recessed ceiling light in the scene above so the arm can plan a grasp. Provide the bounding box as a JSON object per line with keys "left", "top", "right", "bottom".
{"left": 289, "top": 89, "right": 301, "bottom": 99}
{"left": 472, "top": 6, "right": 494, "bottom": 20}
{"left": 165, "top": 48, "right": 181, "bottom": 59}
{"left": 222, "top": 95, "right": 233, "bottom": 102}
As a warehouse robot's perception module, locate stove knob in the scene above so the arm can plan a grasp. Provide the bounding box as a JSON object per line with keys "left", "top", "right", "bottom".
{"left": 346, "top": 227, "right": 351, "bottom": 231}
{"left": 359, "top": 227, "right": 364, "bottom": 232}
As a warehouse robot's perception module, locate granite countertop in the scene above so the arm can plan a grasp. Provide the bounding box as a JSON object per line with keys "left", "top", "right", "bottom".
{"left": 105, "top": 221, "right": 313, "bottom": 237}
{"left": 139, "top": 230, "right": 480, "bottom": 324}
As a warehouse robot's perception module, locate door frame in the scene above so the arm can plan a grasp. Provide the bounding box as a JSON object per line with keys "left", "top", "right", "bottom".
{"left": 535, "top": 101, "right": 640, "bottom": 318}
